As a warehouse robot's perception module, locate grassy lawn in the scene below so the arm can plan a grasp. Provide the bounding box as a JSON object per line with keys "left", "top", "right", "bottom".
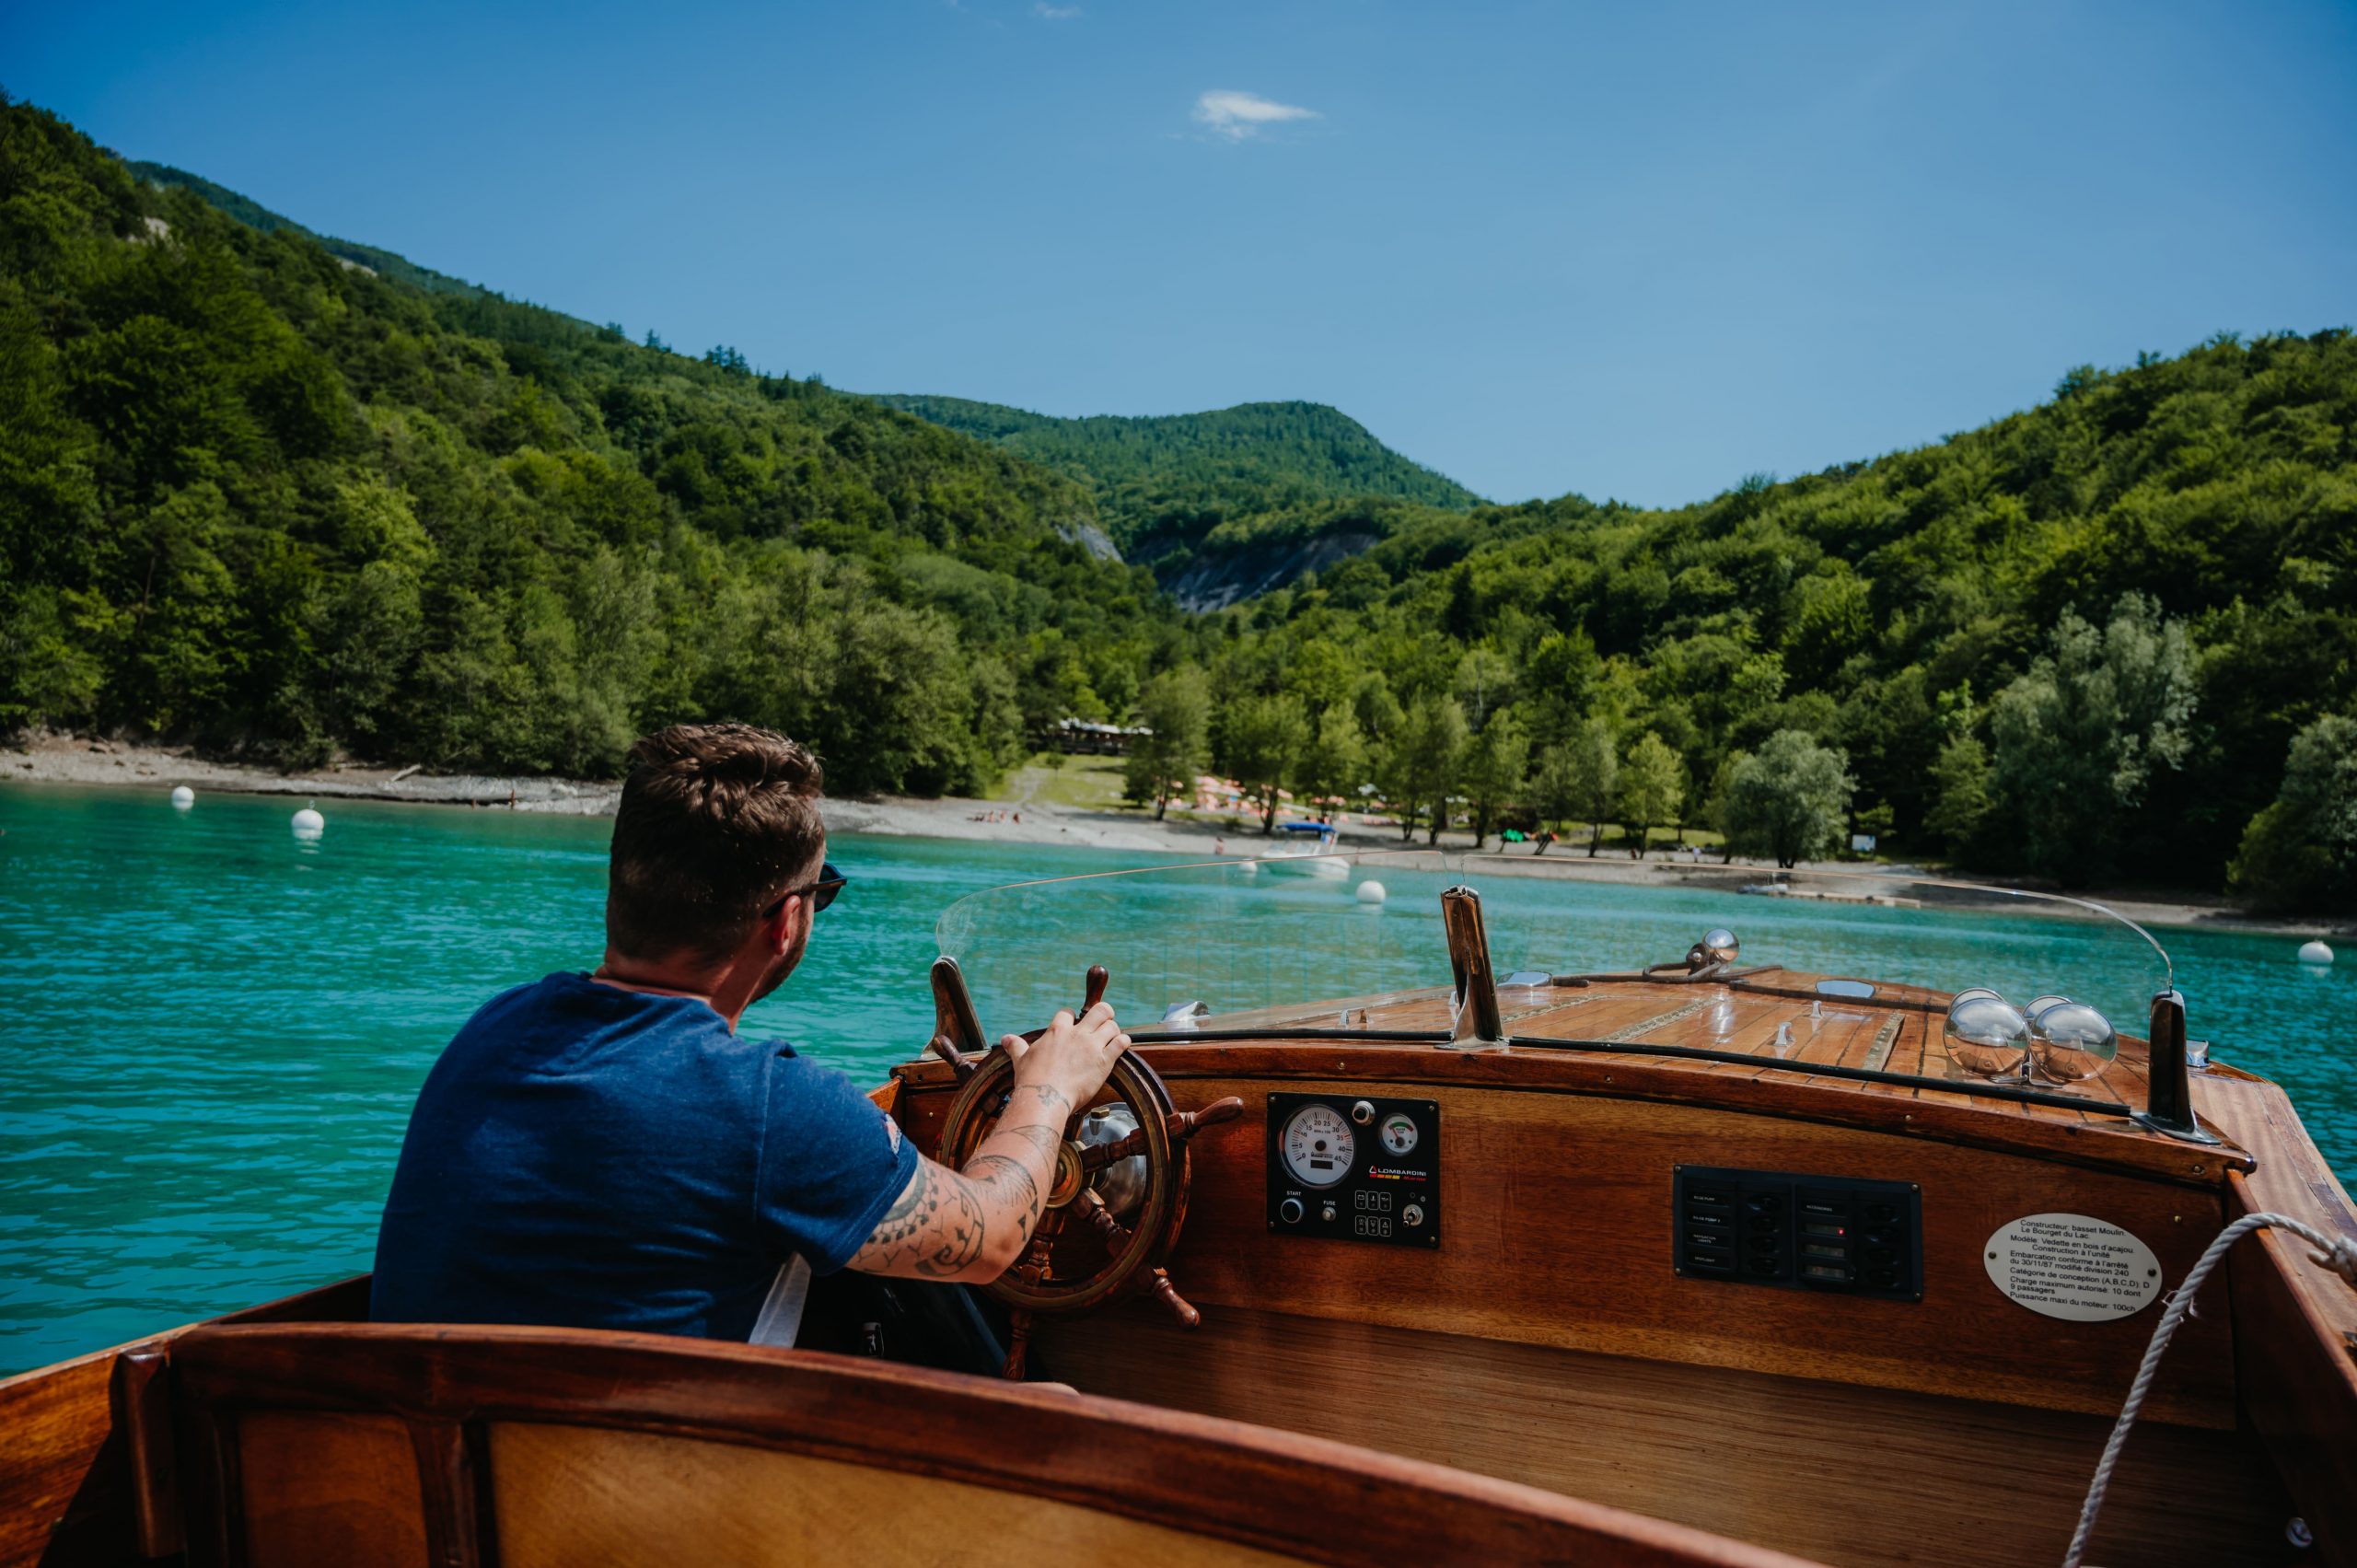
{"left": 1541, "top": 824, "right": 1725, "bottom": 854}
{"left": 993, "top": 751, "right": 1132, "bottom": 811}
{"left": 968, "top": 763, "right": 1764, "bottom": 857}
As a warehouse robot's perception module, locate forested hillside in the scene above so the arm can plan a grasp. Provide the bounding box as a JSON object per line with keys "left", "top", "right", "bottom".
{"left": 872, "top": 393, "right": 1481, "bottom": 603}
{"left": 1133, "top": 331, "right": 2356, "bottom": 908}
{"left": 0, "top": 98, "right": 1170, "bottom": 792}
{"left": 3, "top": 95, "right": 2351, "bottom": 908}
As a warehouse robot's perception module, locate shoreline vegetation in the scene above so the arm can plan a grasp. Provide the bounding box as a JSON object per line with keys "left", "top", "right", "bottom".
{"left": 8, "top": 734, "right": 2344, "bottom": 941}
{"left": 4, "top": 98, "right": 2351, "bottom": 919}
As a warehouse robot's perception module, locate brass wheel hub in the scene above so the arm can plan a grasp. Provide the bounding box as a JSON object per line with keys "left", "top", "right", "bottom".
{"left": 1045, "top": 1141, "right": 1086, "bottom": 1209}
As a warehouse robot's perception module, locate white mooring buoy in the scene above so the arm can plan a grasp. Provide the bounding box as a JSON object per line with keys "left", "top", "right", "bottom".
{"left": 169, "top": 785, "right": 194, "bottom": 809}
{"left": 291, "top": 806, "right": 325, "bottom": 840}
{"left": 1355, "top": 879, "right": 1387, "bottom": 905}
{"left": 2297, "top": 939, "right": 2334, "bottom": 966}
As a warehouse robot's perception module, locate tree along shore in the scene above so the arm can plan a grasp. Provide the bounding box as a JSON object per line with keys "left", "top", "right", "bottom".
{"left": 7, "top": 735, "right": 2342, "bottom": 940}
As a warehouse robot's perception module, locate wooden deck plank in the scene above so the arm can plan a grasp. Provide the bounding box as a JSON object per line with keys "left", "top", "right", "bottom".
{"left": 1817, "top": 1010, "right": 1882, "bottom": 1070}
{"left": 1847, "top": 1013, "right": 1932, "bottom": 1100}
{"left": 1759, "top": 1010, "right": 1883, "bottom": 1093}
{"left": 1087, "top": 974, "right": 2249, "bottom": 1185}
{"left": 1724, "top": 994, "right": 1848, "bottom": 1085}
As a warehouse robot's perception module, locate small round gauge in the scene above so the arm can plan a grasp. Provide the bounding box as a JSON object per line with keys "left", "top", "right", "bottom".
{"left": 1378, "top": 1112, "right": 1419, "bottom": 1156}
{"left": 1280, "top": 1103, "right": 1355, "bottom": 1189}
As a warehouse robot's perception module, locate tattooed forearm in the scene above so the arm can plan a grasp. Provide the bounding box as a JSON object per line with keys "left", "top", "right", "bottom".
{"left": 996, "top": 1121, "right": 1064, "bottom": 1161}
{"left": 964, "top": 1151, "right": 1043, "bottom": 1221}
{"left": 916, "top": 1176, "right": 987, "bottom": 1277}
{"left": 849, "top": 1076, "right": 1075, "bottom": 1281}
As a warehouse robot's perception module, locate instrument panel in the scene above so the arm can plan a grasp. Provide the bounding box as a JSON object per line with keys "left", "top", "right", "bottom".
{"left": 1266, "top": 1093, "right": 1439, "bottom": 1248}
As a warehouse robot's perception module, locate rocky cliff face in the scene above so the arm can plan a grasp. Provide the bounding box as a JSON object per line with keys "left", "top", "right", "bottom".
{"left": 1054, "top": 520, "right": 1123, "bottom": 563}
{"left": 1161, "top": 530, "right": 1378, "bottom": 612}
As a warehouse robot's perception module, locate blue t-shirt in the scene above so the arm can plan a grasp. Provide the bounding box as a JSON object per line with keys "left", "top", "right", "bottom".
{"left": 371, "top": 972, "right": 920, "bottom": 1340}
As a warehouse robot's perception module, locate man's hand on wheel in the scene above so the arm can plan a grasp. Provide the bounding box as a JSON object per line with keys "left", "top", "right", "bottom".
{"left": 847, "top": 1001, "right": 1129, "bottom": 1283}
{"left": 1000, "top": 1001, "right": 1130, "bottom": 1122}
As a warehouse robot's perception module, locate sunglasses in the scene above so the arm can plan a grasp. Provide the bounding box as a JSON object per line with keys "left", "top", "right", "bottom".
{"left": 770, "top": 862, "right": 847, "bottom": 917}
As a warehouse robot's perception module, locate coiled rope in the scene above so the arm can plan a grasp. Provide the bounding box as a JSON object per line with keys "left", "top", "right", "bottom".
{"left": 2063, "top": 1212, "right": 2357, "bottom": 1568}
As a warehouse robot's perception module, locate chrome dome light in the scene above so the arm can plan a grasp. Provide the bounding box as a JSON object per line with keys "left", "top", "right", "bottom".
{"left": 1945, "top": 992, "right": 2031, "bottom": 1078}
{"left": 2029, "top": 999, "right": 2119, "bottom": 1084}
{"left": 1681, "top": 927, "right": 1742, "bottom": 973}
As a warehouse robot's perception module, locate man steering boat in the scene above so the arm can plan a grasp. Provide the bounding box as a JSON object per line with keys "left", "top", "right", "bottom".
{"left": 371, "top": 722, "right": 1130, "bottom": 1341}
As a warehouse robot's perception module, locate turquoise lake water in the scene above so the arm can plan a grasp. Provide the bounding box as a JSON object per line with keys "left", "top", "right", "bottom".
{"left": 3, "top": 784, "right": 2350, "bottom": 1376}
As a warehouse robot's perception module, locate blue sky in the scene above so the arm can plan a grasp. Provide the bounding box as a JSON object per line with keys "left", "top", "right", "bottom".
{"left": 7, "top": 0, "right": 2352, "bottom": 506}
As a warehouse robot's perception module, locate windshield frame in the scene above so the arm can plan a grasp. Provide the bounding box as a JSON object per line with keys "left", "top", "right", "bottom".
{"left": 934, "top": 850, "right": 2171, "bottom": 1122}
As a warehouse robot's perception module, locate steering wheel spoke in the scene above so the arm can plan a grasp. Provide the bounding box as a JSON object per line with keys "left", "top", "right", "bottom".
{"left": 1077, "top": 1124, "right": 1149, "bottom": 1172}
{"left": 1167, "top": 1097, "right": 1244, "bottom": 1142}
{"left": 1015, "top": 1208, "right": 1064, "bottom": 1285}
{"left": 1147, "top": 1268, "right": 1201, "bottom": 1330}
{"left": 1076, "top": 1188, "right": 1134, "bottom": 1254}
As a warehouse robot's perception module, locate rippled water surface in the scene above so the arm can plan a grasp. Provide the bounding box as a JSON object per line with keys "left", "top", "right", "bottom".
{"left": 3, "top": 784, "right": 2350, "bottom": 1375}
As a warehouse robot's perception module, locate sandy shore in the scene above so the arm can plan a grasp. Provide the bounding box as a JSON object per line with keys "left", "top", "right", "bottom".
{"left": 0, "top": 733, "right": 1232, "bottom": 846}
{"left": 2, "top": 732, "right": 622, "bottom": 812}
{"left": 6, "top": 733, "right": 2345, "bottom": 938}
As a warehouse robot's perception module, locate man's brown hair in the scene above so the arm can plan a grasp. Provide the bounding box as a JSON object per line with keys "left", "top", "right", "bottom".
{"left": 606, "top": 724, "right": 825, "bottom": 961}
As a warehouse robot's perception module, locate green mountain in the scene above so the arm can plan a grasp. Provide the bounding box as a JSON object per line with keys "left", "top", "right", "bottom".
{"left": 96, "top": 157, "right": 1493, "bottom": 620}
{"left": 870, "top": 394, "right": 1482, "bottom": 606}
{"left": 0, "top": 98, "right": 1167, "bottom": 792}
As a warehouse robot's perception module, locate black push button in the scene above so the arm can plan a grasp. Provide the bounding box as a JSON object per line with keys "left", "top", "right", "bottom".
{"left": 1673, "top": 1167, "right": 1920, "bottom": 1302}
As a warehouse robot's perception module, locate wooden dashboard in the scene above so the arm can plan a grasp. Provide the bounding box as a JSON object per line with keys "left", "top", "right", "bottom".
{"left": 888, "top": 1033, "right": 2293, "bottom": 1567}
{"left": 888, "top": 1038, "right": 2239, "bottom": 1427}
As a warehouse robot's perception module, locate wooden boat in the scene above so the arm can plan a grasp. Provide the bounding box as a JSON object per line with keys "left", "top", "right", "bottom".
{"left": 6, "top": 857, "right": 2354, "bottom": 1567}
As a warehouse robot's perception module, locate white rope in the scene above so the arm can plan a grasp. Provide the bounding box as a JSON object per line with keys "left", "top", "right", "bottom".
{"left": 2063, "top": 1211, "right": 2357, "bottom": 1568}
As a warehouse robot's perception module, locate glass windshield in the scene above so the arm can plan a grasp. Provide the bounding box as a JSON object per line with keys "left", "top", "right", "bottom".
{"left": 1474, "top": 867, "right": 2171, "bottom": 1015}
{"left": 935, "top": 850, "right": 2172, "bottom": 1101}
{"left": 935, "top": 848, "right": 1471, "bottom": 1036}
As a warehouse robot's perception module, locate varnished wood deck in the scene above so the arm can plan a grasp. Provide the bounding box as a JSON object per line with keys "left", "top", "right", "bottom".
{"left": 1046, "top": 972, "right": 2252, "bottom": 1188}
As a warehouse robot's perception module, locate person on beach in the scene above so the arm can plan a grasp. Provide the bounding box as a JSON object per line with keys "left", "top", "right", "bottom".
{"left": 371, "top": 722, "right": 1131, "bottom": 1341}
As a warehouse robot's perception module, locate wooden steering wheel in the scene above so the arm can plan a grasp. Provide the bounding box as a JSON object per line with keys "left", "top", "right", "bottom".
{"left": 932, "top": 965, "right": 1241, "bottom": 1378}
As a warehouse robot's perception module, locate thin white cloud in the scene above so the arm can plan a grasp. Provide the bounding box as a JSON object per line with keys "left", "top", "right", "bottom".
{"left": 1192, "top": 88, "right": 1319, "bottom": 141}
{"left": 1035, "top": 3, "right": 1080, "bottom": 16}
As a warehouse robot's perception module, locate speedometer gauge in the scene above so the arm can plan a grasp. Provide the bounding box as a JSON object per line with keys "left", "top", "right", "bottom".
{"left": 1280, "top": 1102, "right": 1355, "bottom": 1188}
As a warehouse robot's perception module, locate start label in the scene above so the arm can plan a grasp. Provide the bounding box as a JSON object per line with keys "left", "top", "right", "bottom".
{"left": 1984, "top": 1214, "right": 2164, "bottom": 1321}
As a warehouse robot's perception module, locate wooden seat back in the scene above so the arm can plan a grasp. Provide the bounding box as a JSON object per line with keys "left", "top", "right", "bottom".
{"left": 166, "top": 1322, "right": 1817, "bottom": 1568}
